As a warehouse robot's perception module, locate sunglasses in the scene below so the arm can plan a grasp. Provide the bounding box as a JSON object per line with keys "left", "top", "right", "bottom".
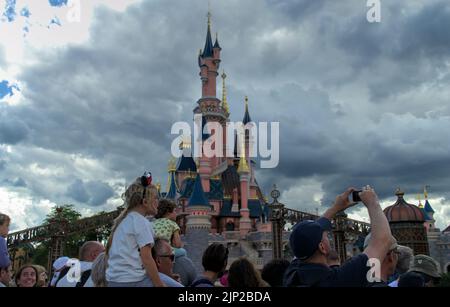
{"left": 158, "top": 254, "right": 175, "bottom": 262}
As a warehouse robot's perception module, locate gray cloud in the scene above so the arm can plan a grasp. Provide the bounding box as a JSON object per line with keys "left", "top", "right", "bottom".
{"left": 0, "top": 108, "right": 29, "bottom": 145}
{"left": 66, "top": 179, "right": 114, "bottom": 207}
{"left": 0, "top": 0, "right": 449, "bottom": 228}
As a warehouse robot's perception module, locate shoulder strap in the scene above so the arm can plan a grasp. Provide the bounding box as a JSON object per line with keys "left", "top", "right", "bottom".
{"left": 54, "top": 266, "right": 71, "bottom": 287}
{"left": 75, "top": 269, "right": 92, "bottom": 287}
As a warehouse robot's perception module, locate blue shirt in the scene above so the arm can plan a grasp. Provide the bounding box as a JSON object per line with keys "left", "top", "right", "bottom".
{"left": 0, "top": 236, "right": 11, "bottom": 269}
{"left": 284, "top": 254, "right": 370, "bottom": 287}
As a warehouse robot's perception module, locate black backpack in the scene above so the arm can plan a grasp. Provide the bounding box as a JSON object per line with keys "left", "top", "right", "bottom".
{"left": 54, "top": 266, "right": 92, "bottom": 287}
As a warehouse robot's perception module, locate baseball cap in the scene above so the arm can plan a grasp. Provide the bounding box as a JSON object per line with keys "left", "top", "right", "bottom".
{"left": 409, "top": 254, "right": 441, "bottom": 278}
{"left": 52, "top": 256, "right": 69, "bottom": 271}
{"left": 289, "top": 217, "right": 332, "bottom": 260}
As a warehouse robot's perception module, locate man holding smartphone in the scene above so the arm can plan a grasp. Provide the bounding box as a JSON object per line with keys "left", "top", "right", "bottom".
{"left": 284, "top": 186, "right": 395, "bottom": 287}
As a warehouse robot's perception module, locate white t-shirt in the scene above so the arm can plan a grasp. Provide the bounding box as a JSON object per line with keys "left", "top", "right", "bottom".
{"left": 106, "top": 211, "right": 155, "bottom": 283}
{"left": 55, "top": 261, "right": 94, "bottom": 287}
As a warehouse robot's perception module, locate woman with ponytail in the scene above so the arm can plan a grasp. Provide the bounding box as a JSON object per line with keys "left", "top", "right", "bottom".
{"left": 105, "top": 172, "right": 167, "bottom": 287}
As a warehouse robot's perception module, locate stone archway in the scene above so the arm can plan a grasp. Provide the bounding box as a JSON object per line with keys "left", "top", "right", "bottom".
{"left": 226, "top": 221, "right": 235, "bottom": 231}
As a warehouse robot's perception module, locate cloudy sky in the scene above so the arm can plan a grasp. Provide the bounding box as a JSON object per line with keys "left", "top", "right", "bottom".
{"left": 1, "top": 0, "right": 449, "bottom": 231}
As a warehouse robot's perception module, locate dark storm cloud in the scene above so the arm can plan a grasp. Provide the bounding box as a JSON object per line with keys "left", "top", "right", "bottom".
{"left": 3, "top": 177, "right": 27, "bottom": 187}
{"left": 66, "top": 178, "right": 114, "bottom": 207}
{"left": 265, "top": 0, "right": 326, "bottom": 20}
{"left": 0, "top": 113, "right": 29, "bottom": 145}
{"left": 331, "top": 1, "right": 450, "bottom": 101}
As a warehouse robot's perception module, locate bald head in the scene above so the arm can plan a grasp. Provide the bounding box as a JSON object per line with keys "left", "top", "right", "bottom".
{"left": 79, "top": 241, "right": 105, "bottom": 262}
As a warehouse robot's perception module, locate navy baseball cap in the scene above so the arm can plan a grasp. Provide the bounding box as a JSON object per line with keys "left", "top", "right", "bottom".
{"left": 289, "top": 217, "right": 332, "bottom": 260}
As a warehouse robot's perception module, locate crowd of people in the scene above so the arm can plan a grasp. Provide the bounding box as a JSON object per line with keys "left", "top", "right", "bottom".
{"left": 0, "top": 175, "right": 446, "bottom": 288}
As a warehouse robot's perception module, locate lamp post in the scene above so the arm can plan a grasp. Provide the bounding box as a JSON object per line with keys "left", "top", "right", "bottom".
{"left": 269, "top": 185, "right": 285, "bottom": 260}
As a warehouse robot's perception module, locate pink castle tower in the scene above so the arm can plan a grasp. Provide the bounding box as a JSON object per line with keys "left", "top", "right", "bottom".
{"left": 166, "top": 10, "right": 270, "bottom": 239}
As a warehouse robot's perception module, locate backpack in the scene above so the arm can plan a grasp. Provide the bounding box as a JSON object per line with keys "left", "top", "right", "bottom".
{"left": 55, "top": 266, "right": 92, "bottom": 287}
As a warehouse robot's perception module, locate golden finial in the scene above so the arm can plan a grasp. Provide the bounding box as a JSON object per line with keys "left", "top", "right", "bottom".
{"left": 221, "top": 70, "right": 229, "bottom": 114}
{"left": 168, "top": 156, "right": 177, "bottom": 172}
{"left": 237, "top": 131, "right": 250, "bottom": 174}
{"left": 156, "top": 181, "right": 161, "bottom": 192}
{"left": 417, "top": 194, "right": 423, "bottom": 208}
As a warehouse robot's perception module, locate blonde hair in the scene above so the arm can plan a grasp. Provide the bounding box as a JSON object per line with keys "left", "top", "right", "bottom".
{"left": 91, "top": 252, "right": 107, "bottom": 287}
{"left": 106, "top": 177, "right": 158, "bottom": 254}
{"left": 33, "top": 265, "right": 47, "bottom": 287}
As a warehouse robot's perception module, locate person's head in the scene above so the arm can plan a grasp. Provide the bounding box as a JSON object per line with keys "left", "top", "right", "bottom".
{"left": 409, "top": 254, "right": 441, "bottom": 287}
{"left": 228, "top": 257, "right": 266, "bottom": 287}
{"left": 289, "top": 218, "right": 332, "bottom": 263}
{"left": 106, "top": 173, "right": 158, "bottom": 254}
{"left": 122, "top": 174, "right": 159, "bottom": 217}
{"left": 152, "top": 239, "right": 175, "bottom": 276}
{"left": 79, "top": 241, "right": 105, "bottom": 262}
{"left": 155, "top": 199, "right": 177, "bottom": 220}
{"left": 398, "top": 271, "right": 426, "bottom": 287}
{"left": 15, "top": 265, "right": 38, "bottom": 287}
{"left": 327, "top": 250, "right": 341, "bottom": 267}
{"left": 0, "top": 213, "right": 11, "bottom": 237}
{"left": 396, "top": 245, "right": 414, "bottom": 275}
{"left": 364, "top": 233, "right": 399, "bottom": 280}
{"left": 0, "top": 265, "right": 13, "bottom": 286}
{"left": 91, "top": 252, "right": 107, "bottom": 287}
{"left": 202, "top": 243, "right": 229, "bottom": 275}
{"left": 261, "top": 259, "right": 290, "bottom": 287}
{"left": 33, "top": 265, "right": 48, "bottom": 287}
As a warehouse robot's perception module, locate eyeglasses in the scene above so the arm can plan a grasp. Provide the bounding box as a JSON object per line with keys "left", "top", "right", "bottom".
{"left": 158, "top": 254, "right": 175, "bottom": 262}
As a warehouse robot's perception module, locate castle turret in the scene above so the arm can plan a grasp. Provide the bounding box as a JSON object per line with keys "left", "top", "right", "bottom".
{"left": 184, "top": 173, "right": 212, "bottom": 273}
{"left": 238, "top": 133, "right": 251, "bottom": 236}
{"left": 423, "top": 186, "right": 436, "bottom": 230}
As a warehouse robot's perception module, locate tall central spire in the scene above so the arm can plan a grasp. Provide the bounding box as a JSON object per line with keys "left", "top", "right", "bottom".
{"left": 202, "top": 7, "right": 214, "bottom": 58}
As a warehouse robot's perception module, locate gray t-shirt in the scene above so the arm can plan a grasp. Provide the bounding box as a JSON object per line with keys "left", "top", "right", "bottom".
{"left": 106, "top": 212, "right": 155, "bottom": 283}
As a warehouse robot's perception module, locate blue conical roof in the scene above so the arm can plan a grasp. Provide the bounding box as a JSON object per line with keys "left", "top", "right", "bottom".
{"left": 420, "top": 207, "right": 431, "bottom": 221}
{"left": 188, "top": 174, "right": 209, "bottom": 207}
{"left": 165, "top": 171, "right": 178, "bottom": 199}
{"left": 201, "top": 22, "right": 214, "bottom": 58}
{"left": 243, "top": 103, "right": 252, "bottom": 125}
{"left": 424, "top": 200, "right": 435, "bottom": 213}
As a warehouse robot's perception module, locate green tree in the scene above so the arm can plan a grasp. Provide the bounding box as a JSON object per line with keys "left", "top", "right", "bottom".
{"left": 30, "top": 204, "right": 83, "bottom": 265}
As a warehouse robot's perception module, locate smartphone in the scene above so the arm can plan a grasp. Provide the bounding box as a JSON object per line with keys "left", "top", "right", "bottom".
{"left": 351, "top": 190, "right": 362, "bottom": 203}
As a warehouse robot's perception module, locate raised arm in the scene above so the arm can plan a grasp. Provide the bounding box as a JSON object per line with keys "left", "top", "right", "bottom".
{"left": 322, "top": 187, "right": 357, "bottom": 220}
{"left": 359, "top": 187, "right": 392, "bottom": 263}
